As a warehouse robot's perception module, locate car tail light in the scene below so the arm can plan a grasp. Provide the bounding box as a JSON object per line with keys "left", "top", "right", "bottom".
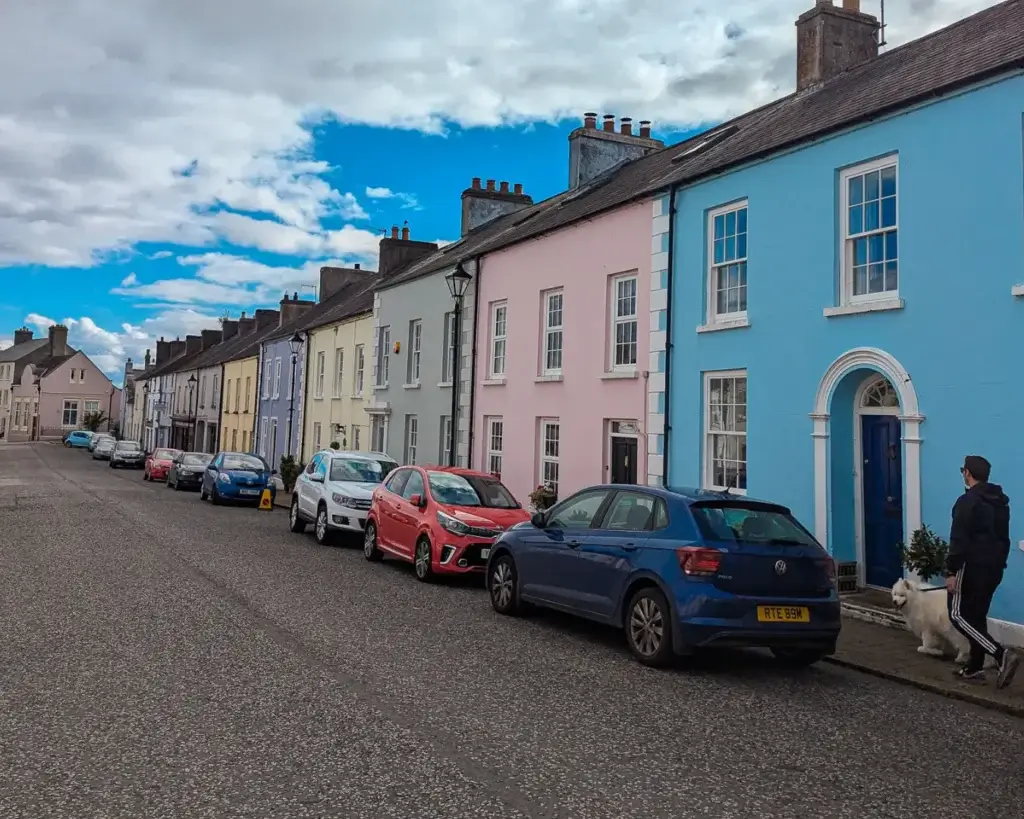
{"left": 819, "top": 557, "right": 837, "bottom": 585}
{"left": 677, "top": 547, "right": 722, "bottom": 577}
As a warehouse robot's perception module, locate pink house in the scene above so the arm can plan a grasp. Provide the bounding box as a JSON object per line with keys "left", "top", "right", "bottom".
{"left": 8, "top": 324, "right": 119, "bottom": 441}
{"left": 472, "top": 200, "right": 653, "bottom": 505}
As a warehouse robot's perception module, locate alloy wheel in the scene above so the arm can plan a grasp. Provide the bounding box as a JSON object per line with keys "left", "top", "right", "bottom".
{"left": 628, "top": 596, "right": 665, "bottom": 658}
{"left": 414, "top": 540, "right": 431, "bottom": 580}
{"left": 290, "top": 501, "right": 298, "bottom": 527}
{"left": 316, "top": 509, "right": 328, "bottom": 543}
{"left": 491, "top": 561, "right": 514, "bottom": 610}
{"left": 363, "top": 524, "right": 377, "bottom": 558}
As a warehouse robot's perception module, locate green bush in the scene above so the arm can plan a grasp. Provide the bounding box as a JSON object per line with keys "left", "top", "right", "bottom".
{"left": 898, "top": 524, "right": 949, "bottom": 582}
{"left": 278, "top": 455, "right": 304, "bottom": 493}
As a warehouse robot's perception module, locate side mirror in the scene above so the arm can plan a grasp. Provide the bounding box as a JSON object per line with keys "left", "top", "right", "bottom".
{"left": 310, "top": 473, "right": 324, "bottom": 483}
{"left": 531, "top": 512, "right": 546, "bottom": 528}
{"left": 409, "top": 493, "right": 424, "bottom": 507}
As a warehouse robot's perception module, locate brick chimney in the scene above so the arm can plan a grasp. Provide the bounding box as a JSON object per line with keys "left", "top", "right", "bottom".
{"left": 237, "top": 316, "right": 257, "bottom": 336}
{"left": 168, "top": 339, "right": 187, "bottom": 360}
{"left": 155, "top": 337, "right": 171, "bottom": 367}
{"left": 278, "top": 292, "right": 315, "bottom": 327}
{"left": 254, "top": 309, "right": 280, "bottom": 330}
{"left": 13, "top": 327, "right": 32, "bottom": 346}
{"left": 320, "top": 265, "right": 373, "bottom": 302}
{"left": 144, "top": 349, "right": 151, "bottom": 369}
{"left": 200, "top": 329, "right": 221, "bottom": 350}
{"left": 378, "top": 225, "right": 438, "bottom": 277}
{"left": 185, "top": 334, "right": 202, "bottom": 355}
{"left": 796, "top": 0, "right": 880, "bottom": 92}
{"left": 460, "top": 179, "right": 534, "bottom": 236}
{"left": 220, "top": 319, "right": 239, "bottom": 342}
{"left": 48, "top": 324, "right": 69, "bottom": 358}
{"left": 568, "top": 113, "right": 664, "bottom": 190}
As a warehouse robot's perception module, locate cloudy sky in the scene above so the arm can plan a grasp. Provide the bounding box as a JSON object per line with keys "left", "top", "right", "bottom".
{"left": 0, "top": 0, "right": 999, "bottom": 381}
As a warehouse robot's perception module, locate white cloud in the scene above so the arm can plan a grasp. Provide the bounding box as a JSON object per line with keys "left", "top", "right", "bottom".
{"left": 149, "top": 250, "right": 173, "bottom": 259}
{"left": 0, "top": 339, "right": 11, "bottom": 351}
{"left": 365, "top": 186, "right": 419, "bottom": 209}
{"left": 120, "top": 272, "right": 138, "bottom": 286}
{"left": 0, "top": 0, "right": 997, "bottom": 270}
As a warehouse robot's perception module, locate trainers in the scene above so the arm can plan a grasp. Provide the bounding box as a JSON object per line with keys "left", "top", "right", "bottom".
{"left": 953, "top": 667, "right": 986, "bottom": 682}
{"left": 997, "top": 649, "right": 1020, "bottom": 690}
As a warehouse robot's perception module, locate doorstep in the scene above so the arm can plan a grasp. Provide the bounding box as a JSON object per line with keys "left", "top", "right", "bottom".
{"left": 832, "top": 609, "right": 1024, "bottom": 717}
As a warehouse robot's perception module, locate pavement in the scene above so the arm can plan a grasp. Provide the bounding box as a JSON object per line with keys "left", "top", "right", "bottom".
{"left": 2, "top": 445, "right": 1024, "bottom": 819}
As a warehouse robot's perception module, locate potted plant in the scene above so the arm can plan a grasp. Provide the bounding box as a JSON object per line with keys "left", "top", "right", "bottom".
{"left": 278, "top": 454, "right": 304, "bottom": 494}
{"left": 329, "top": 441, "right": 341, "bottom": 450}
{"left": 898, "top": 524, "right": 950, "bottom": 585}
{"left": 528, "top": 483, "right": 557, "bottom": 512}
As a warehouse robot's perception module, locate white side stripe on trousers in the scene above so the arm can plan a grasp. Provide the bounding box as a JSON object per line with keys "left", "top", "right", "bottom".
{"left": 950, "top": 566, "right": 1000, "bottom": 655}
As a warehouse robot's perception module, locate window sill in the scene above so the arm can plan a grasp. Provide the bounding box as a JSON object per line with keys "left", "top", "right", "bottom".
{"left": 482, "top": 378, "right": 507, "bottom": 387}
{"left": 601, "top": 370, "right": 639, "bottom": 380}
{"left": 403, "top": 383, "right": 421, "bottom": 390}
{"left": 823, "top": 298, "right": 904, "bottom": 318}
{"left": 437, "top": 381, "right": 453, "bottom": 388}
{"left": 372, "top": 384, "right": 389, "bottom": 391}
{"left": 697, "top": 318, "right": 750, "bottom": 334}
{"left": 1012, "top": 284, "right": 1024, "bottom": 297}
{"left": 534, "top": 374, "right": 563, "bottom": 383}
{"left": 350, "top": 394, "right": 364, "bottom": 400}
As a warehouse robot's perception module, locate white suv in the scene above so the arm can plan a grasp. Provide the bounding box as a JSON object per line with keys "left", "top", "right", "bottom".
{"left": 289, "top": 450, "right": 399, "bottom": 545}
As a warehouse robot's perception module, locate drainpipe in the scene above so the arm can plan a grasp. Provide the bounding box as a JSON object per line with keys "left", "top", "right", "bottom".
{"left": 252, "top": 347, "right": 264, "bottom": 454}
{"left": 466, "top": 254, "right": 482, "bottom": 469}
{"left": 297, "top": 334, "right": 310, "bottom": 461}
{"left": 662, "top": 185, "right": 678, "bottom": 485}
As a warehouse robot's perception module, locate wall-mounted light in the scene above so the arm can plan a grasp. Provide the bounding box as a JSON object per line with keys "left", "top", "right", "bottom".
{"left": 393, "top": 340, "right": 401, "bottom": 354}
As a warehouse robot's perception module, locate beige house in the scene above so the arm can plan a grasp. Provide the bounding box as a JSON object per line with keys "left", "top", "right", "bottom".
{"left": 0, "top": 327, "right": 55, "bottom": 439}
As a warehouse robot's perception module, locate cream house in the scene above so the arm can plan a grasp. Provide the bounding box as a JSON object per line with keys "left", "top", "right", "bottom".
{"left": 301, "top": 279, "right": 378, "bottom": 460}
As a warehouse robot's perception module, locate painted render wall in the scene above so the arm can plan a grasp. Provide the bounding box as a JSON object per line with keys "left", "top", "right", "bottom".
{"left": 665, "top": 73, "right": 1024, "bottom": 631}
{"left": 472, "top": 201, "right": 653, "bottom": 505}
{"left": 10, "top": 351, "right": 116, "bottom": 440}
{"left": 256, "top": 336, "right": 306, "bottom": 468}
{"left": 302, "top": 312, "right": 375, "bottom": 460}
{"left": 221, "top": 356, "right": 259, "bottom": 454}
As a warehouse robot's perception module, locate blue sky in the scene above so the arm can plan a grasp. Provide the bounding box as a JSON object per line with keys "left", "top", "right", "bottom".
{"left": 1, "top": 0, "right": 991, "bottom": 383}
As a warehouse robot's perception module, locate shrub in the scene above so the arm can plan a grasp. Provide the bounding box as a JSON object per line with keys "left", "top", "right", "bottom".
{"left": 528, "top": 483, "right": 557, "bottom": 512}
{"left": 898, "top": 524, "right": 949, "bottom": 582}
{"left": 278, "top": 455, "right": 304, "bottom": 493}
{"left": 329, "top": 441, "right": 340, "bottom": 450}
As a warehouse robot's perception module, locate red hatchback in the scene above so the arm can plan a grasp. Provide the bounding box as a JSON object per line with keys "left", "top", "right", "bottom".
{"left": 364, "top": 466, "right": 530, "bottom": 581}
{"left": 144, "top": 447, "right": 181, "bottom": 482}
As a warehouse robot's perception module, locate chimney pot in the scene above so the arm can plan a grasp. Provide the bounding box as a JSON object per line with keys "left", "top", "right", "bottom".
{"left": 390, "top": 225, "right": 399, "bottom": 239}
{"left": 513, "top": 183, "right": 523, "bottom": 195}
{"left": 293, "top": 291, "right": 298, "bottom": 300}
{"left": 401, "top": 225, "right": 410, "bottom": 240}
{"left": 639, "top": 120, "right": 652, "bottom": 138}
{"left": 583, "top": 112, "right": 598, "bottom": 128}
{"left": 485, "top": 179, "right": 496, "bottom": 191}
{"left": 354, "top": 263, "right": 360, "bottom": 270}
{"left": 842, "top": 0, "right": 860, "bottom": 9}
{"left": 603, "top": 115, "right": 615, "bottom": 132}
{"left": 499, "top": 181, "right": 509, "bottom": 193}
{"left": 620, "top": 117, "right": 633, "bottom": 136}
{"left": 240, "top": 311, "right": 246, "bottom": 319}
{"left": 796, "top": 0, "right": 879, "bottom": 91}
{"left": 471, "top": 177, "right": 482, "bottom": 189}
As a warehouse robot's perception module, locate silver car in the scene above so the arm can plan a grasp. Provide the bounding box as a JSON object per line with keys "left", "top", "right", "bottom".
{"left": 92, "top": 436, "right": 115, "bottom": 460}
{"left": 110, "top": 440, "right": 145, "bottom": 469}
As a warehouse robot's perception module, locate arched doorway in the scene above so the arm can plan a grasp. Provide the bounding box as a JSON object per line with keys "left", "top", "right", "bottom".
{"left": 811, "top": 348, "right": 924, "bottom": 589}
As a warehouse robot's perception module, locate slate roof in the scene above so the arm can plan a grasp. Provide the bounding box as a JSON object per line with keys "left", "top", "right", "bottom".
{"left": 0, "top": 338, "right": 49, "bottom": 362}
{"left": 36, "top": 353, "right": 78, "bottom": 378}
{"left": 262, "top": 273, "right": 381, "bottom": 345}
{"left": 381, "top": 0, "right": 1024, "bottom": 286}
{"left": 296, "top": 275, "right": 381, "bottom": 330}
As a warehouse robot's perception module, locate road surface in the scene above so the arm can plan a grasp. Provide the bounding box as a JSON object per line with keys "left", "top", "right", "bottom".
{"left": 1, "top": 442, "right": 1022, "bottom": 818}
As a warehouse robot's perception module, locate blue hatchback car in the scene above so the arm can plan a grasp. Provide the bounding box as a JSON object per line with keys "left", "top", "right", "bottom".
{"left": 485, "top": 485, "right": 840, "bottom": 668}
{"left": 200, "top": 451, "right": 275, "bottom": 506}
{"left": 63, "top": 430, "right": 94, "bottom": 449}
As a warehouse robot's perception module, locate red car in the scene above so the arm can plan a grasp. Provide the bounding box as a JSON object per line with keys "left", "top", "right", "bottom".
{"left": 144, "top": 447, "right": 182, "bottom": 482}
{"left": 364, "top": 466, "right": 530, "bottom": 581}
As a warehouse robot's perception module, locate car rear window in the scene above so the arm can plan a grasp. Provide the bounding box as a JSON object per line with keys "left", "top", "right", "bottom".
{"left": 182, "top": 454, "right": 210, "bottom": 466}
{"left": 690, "top": 501, "right": 818, "bottom": 547}
{"left": 116, "top": 441, "right": 140, "bottom": 450}
{"left": 154, "top": 449, "right": 176, "bottom": 460}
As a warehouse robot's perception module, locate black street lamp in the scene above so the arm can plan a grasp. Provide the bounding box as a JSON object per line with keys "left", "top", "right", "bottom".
{"left": 444, "top": 262, "right": 472, "bottom": 467}
{"left": 142, "top": 380, "right": 150, "bottom": 451}
{"left": 286, "top": 331, "right": 304, "bottom": 458}
{"left": 187, "top": 373, "right": 197, "bottom": 451}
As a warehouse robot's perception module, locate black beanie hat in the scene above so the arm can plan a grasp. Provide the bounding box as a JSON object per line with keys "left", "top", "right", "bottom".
{"left": 964, "top": 455, "right": 991, "bottom": 482}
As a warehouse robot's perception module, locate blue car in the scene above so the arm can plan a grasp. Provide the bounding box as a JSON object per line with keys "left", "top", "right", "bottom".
{"left": 200, "top": 451, "right": 276, "bottom": 506}
{"left": 485, "top": 485, "right": 840, "bottom": 668}
{"left": 63, "top": 430, "right": 94, "bottom": 449}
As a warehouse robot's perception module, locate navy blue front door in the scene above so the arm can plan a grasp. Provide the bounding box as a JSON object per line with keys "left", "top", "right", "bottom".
{"left": 862, "top": 415, "right": 904, "bottom": 588}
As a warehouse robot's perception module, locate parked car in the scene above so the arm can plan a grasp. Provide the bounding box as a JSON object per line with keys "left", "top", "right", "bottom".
{"left": 63, "top": 430, "right": 94, "bottom": 449}
{"left": 289, "top": 450, "right": 399, "bottom": 544}
{"left": 144, "top": 447, "right": 182, "bottom": 481}
{"left": 199, "top": 451, "right": 275, "bottom": 506}
{"left": 167, "top": 451, "right": 212, "bottom": 490}
{"left": 88, "top": 433, "right": 113, "bottom": 453}
{"left": 109, "top": 440, "right": 145, "bottom": 468}
{"left": 363, "top": 466, "right": 530, "bottom": 581}
{"left": 484, "top": 486, "right": 840, "bottom": 668}
{"left": 91, "top": 436, "right": 116, "bottom": 460}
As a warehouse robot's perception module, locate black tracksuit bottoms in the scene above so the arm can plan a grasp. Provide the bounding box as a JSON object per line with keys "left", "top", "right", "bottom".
{"left": 948, "top": 563, "right": 1006, "bottom": 671}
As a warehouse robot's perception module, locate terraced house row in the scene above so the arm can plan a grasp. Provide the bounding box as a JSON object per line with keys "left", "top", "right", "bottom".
{"left": 124, "top": 1, "right": 1024, "bottom": 638}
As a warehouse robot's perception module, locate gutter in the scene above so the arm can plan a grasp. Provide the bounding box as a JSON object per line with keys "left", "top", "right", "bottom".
{"left": 466, "top": 254, "right": 482, "bottom": 468}
{"left": 662, "top": 185, "right": 678, "bottom": 485}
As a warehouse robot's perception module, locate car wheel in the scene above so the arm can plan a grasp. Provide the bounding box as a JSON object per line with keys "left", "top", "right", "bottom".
{"left": 770, "top": 648, "right": 827, "bottom": 668}
{"left": 289, "top": 496, "right": 308, "bottom": 534}
{"left": 625, "top": 586, "right": 676, "bottom": 668}
{"left": 363, "top": 522, "right": 383, "bottom": 562}
{"left": 314, "top": 504, "right": 332, "bottom": 545}
{"left": 172, "top": 477, "right": 181, "bottom": 491}
{"left": 199, "top": 484, "right": 208, "bottom": 501}
{"left": 210, "top": 485, "right": 220, "bottom": 505}
{"left": 413, "top": 538, "right": 434, "bottom": 582}
{"left": 488, "top": 555, "right": 520, "bottom": 616}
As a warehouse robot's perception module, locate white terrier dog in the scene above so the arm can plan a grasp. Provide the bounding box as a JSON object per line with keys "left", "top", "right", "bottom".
{"left": 891, "top": 578, "right": 971, "bottom": 664}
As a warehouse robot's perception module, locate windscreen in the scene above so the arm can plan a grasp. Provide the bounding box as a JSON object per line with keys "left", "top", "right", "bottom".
{"left": 690, "top": 502, "right": 818, "bottom": 547}
{"left": 329, "top": 457, "right": 396, "bottom": 483}
{"left": 464, "top": 476, "right": 519, "bottom": 509}
{"left": 427, "top": 471, "right": 482, "bottom": 506}
{"left": 222, "top": 454, "right": 265, "bottom": 471}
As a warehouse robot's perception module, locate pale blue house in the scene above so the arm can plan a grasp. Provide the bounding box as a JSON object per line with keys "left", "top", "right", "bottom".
{"left": 648, "top": 1, "right": 1024, "bottom": 639}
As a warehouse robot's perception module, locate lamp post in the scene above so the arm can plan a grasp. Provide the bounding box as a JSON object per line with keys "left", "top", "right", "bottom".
{"left": 286, "top": 331, "right": 303, "bottom": 458}
{"left": 187, "top": 373, "right": 197, "bottom": 451}
{"left": 444, "top": 262, "right": 472, "bottom": 467}
{"left": 142, "top": 380, "right": 150, "bottom": 451}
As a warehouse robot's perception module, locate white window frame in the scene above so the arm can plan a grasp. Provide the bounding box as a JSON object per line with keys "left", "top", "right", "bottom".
{"left": 262, "top": 360, "right": 272, "bottom": 398}
{"left": 370, "top": 415, "right": 386, "bottom": 452}
{"left": 211, "top": 375, "right": 219, "bottom": 409}
{"left": 313, "top": 422, "right": 322, "bottom": 451}
{"left": 333, "top": 348, "right": 344, "bottom": 398}
{"left": 315, "top": 351, "right": 326, "bottom": 398}
{"left": 541, "top": 290, "right": 564, "bottom": 376}
{"left": 539, "top": 418, "right": 560, "bottom": 495}
{"left": 706, "top": 201, "right": 749, "bottom": 324}
{"left": 441, "top": 312, "right": 456, "bottom": 384}
{"left": 200, "top": 375, "right": 207, "bottom": 407}
{"left": 62, "top": 400, "right": 79, "bottom": 428}
{"left": 354, "top": 345, "right": 365, "bottom": 395}
{"left": 487, "top": 417, "right": 504, "bottom": 476}
{"left": 404, "top": 414, "right": 418, "bottom": 464}
{"left": 489, "top": 301, "right": 507, "bottom": 378}
{"left": 259, "top": 416, "right": 268, "bottom": 457}
{"left": 84, "top": 400, "right": 100, "bottom": 416}
{"left": 376, "top": 326, "right": 390, "bottom": 387}
{"left": 243, "top": 377, "right": 249, "bottom": 411}
{"left": 840, "top": 155, "right": 899, "bottom": 306}
{"left": 703, "top": 369, "right": 748, "bottom": 494}
{"left": 609, "top": 274, "right": 638, "bottom": 371}
{"left": 353, "top": 426, "right": 361, "bottom": 450}
{"left": 273, "top": 358, "right": 282, "bottom": 399}
{"left": 408, "top": 319, "right": 422, "bottom": 385}
{"left": 440, "top": 415, "right": 452, "bottom": 461}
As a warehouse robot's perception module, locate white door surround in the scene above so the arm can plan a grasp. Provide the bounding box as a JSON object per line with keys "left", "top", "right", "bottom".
{"left": 811, "top": 347, "right": 924, "bottom": 561}
{"left": 606, "top": 419, "right": 641, "bottom": 483}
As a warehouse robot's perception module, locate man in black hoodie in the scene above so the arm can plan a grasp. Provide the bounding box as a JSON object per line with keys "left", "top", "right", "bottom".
{"left": 946, "top": 455, "right": 1019, "bottom": 687}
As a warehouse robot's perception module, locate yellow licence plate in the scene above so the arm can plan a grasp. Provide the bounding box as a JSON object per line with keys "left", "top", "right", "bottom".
{"left": 757, "top": 606, "right": 810, "bottom": 624}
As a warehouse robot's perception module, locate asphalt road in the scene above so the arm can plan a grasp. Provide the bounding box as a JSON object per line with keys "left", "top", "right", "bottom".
{"left": 1, "top": 443, "right": 1023, "bottom": 819}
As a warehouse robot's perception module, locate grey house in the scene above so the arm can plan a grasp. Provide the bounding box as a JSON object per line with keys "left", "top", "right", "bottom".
{"left": 367, "top": 190, "right": 536, "bottom": 466}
